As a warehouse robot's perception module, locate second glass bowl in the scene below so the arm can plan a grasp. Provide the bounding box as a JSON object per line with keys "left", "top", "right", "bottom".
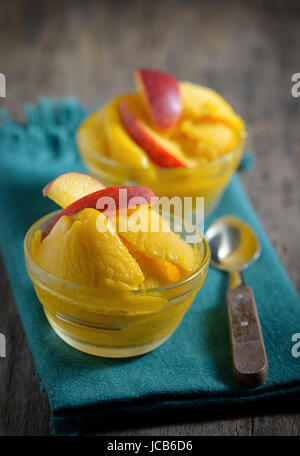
{"left": 77, "top": 118, "right": 246, "bottom": 217}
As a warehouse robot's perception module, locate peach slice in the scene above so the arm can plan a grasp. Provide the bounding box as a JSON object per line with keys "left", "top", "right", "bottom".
{"left": 103, "top": 96, "right": 152, "bottom": 169}
{"left": 118, "top": 99, "right": 187, "bottom": 168}
{"left": 135, "top": 68, "right": 182, "bottom": 131}
{"left": 43, "top": 185, "right": 157, "bottom": 238}
{"left": 43, "top": 172, "right": 104, "bottom": 209}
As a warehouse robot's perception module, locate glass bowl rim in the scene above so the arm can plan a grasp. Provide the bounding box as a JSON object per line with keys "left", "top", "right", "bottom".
{"left": 76, "top": 115, "right": 247, "bottom": 172}
{"left": 24, "top": 209, "right": 211, "bottom": 298}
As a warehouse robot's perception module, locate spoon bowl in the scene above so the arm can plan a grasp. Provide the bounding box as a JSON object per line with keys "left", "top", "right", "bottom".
{"left": 205, "top": 216, "right": 261, "bottom": 273}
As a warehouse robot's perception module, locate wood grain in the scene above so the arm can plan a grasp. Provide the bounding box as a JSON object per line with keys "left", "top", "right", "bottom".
{"left": 0, "top": 0, "right": 299, "bottom": 436}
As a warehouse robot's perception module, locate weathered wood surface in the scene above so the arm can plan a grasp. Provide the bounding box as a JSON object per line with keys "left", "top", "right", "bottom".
{"left": 0, "top": 0, "right": 299, "bottom": 436}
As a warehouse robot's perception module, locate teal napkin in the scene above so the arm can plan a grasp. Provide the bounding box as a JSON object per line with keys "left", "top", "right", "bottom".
{"left": 0, "top": 99, "right": 299, "bottom": 436}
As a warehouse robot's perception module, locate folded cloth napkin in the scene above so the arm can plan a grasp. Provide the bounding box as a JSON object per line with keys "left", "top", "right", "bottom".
{"left": 0, "top": 98, "right": 299, "bottom": 436}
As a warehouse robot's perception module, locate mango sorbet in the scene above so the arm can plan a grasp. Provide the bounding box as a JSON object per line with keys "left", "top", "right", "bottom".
{"left": 31, "top": 206, "right": 196, "bottom": 291}
{"left": 25, "top": 174, "right": 210, "bottom": 357}
{"left": 77, "top": 71, "right": 246, "bottom": 215}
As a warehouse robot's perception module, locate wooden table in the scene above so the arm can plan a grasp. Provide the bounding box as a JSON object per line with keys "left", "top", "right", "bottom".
{"left": 0, "top": 0, "right": 299, "bottom": 436}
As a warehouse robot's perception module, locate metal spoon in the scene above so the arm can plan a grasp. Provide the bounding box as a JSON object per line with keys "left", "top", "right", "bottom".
{"left": 205, "top": 216, "right": 268, "bottom": 387}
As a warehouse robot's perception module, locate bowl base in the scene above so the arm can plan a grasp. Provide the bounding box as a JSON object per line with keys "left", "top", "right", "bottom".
{"left": 48, "top": 316, "right": 173, "bottom": 358}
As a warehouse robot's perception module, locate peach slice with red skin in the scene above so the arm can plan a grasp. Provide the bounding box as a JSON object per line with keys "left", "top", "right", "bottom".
{"left": 43, "top": 185, "right": 157, "bottom": 238}
{"left": 135, "top": 68, "right": 182, "bottom": 132}
{"left": 118, "top": 100, "right": 187, "bottom": 168}
{"left": 43, "top": 172, "right": 104, "bottom": 209}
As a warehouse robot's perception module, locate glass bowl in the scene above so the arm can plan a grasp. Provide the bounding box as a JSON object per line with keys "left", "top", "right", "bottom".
{"left": 24, "top": 210, "right": 210, "bottom": 358}
{"left": 76, "top": 116, "right": 246, "bottom": 217}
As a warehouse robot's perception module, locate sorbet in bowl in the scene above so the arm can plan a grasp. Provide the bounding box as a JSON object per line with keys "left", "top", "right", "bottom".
{"left": 77, "top": 69, "right": 246, "bottom": 216}
{"left": 24, "top": 173, "right": 210, "bottom": 357}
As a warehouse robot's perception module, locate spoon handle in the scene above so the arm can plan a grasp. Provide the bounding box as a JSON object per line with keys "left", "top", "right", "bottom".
{"left": 226, "top": 285, "right": 268, "bottom": 387}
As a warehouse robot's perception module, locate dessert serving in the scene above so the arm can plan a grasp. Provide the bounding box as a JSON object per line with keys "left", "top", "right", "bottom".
{"left": 77, "top": 69, "right": 246, "bottom": 215}
{"left": 24, "top": 173, "right": 210, "bottom": 357}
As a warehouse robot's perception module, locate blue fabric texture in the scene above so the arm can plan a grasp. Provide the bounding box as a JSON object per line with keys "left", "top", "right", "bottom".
{"left": 0, "top": 98, "right": 299, "bottom": 435}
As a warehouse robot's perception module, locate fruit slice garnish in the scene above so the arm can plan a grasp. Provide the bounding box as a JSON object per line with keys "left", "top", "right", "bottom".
{"left": 103, "top": 96, "right": 152, "bottom": 169}
{"left": 135, "top": 68, "right": 182, "bottom": 132}
{"left": 43, "top": 172, "right": 104, "bottom": 209}
{"left": 42, "top": 185, "right": 157, "bottom": 238}
{"left": 118, "top": 99, "right": 187, "bottom": 168}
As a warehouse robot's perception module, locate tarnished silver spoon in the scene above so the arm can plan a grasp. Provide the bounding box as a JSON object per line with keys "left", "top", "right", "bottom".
{"left": 205, "top": 216, "right": 268, "bottom": 387}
